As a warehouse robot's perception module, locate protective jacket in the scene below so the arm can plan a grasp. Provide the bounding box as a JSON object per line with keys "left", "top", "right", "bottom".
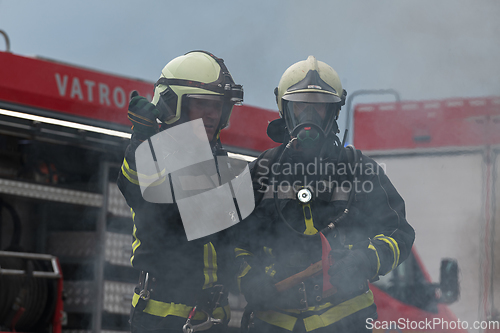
{"left": 117, "top": 132, "right": 232, "bottom": 331}
{"left": 234, "top": 143, "right": 415, "bottom": 333}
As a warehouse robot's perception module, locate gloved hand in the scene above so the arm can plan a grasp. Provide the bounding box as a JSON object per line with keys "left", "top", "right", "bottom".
{"left": 127, "top": 91, "right": 161, "bottom": 138}
{"left": 240, "top": 269, "right": 279, "bottom": 309}
{"left": 328, "top": 248, "right": 377, "bottom": 296}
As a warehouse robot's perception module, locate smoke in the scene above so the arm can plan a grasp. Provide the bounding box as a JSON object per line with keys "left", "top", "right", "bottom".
{"left": 282, "top": 0, "right": 500, "bottom": 103}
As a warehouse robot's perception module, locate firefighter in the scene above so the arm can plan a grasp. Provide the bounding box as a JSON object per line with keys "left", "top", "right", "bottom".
{"left": 234, "top": 56, "right": 415, "bottom": 333}
{"left": 117, "top": 50, "right": 243, "bottom": 333}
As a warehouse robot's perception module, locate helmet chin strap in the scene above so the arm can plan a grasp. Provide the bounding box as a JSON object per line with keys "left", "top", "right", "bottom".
{"left": 211, "top": 130, "right": 221, "bottom": 147}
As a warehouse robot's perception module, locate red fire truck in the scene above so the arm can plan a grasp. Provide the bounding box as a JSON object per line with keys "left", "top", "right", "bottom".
{"left": 0, "top": 49, "right": 277, "bottom": 333}
{"left": 0, "top": 49, "right": 476, "bottom": 332}
{"left": 353, "top": 96, "right": 500, "bottom": 332}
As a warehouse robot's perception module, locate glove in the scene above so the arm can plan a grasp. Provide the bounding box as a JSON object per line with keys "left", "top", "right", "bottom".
{"left": 127, "top": 91, "right": 161, "bottom": 138}
{"left": 240, "top": 267, "right": 280, "bottom": 309}
{"left": 242, "top": 275, "right": 279, "bottom": 309}
{"left": 328, "top": 248, "right": 377, "bottom": 296}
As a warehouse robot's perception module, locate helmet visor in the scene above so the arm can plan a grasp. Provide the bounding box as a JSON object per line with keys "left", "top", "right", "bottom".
{"left": 186, "top": 94, "right": 225, "bottom": 102}
{"left": 284, "top": 101, "right": 337, "bottom": 133}
{"left": 282, "top": 91, "right": 342, "bottom": 104}
{"left": 185, "top": 95, "right": 225, "bottom": 119}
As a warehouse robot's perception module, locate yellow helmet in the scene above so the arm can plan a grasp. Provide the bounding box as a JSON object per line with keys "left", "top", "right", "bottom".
{"left": 275, "top": 56, "right": 346, "bottom": 138}
{"left": 152, "top": 50, "right": 243, "bottom": 136}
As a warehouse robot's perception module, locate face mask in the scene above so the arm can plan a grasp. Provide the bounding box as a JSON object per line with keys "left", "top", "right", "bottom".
{"left": 285, "top": 101, "right": 336, "bottom": 153}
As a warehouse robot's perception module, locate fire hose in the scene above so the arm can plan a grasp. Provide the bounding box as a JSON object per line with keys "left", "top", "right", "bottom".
{"left": 0, "top": 199, "right": 62, "bottom": 331}
{"left": 0, "top": 251, "right": 61, "bottom": 331}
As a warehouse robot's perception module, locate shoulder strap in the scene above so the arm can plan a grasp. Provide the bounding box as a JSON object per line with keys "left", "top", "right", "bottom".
{"left": 249, "top": 145, "right": 285, "bottom": 206}
{"left": 343, "top": 145, "right": 362, "bottom": 177}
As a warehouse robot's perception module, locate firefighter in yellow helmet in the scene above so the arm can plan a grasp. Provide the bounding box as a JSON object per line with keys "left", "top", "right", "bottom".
{"left": 233, "top": 56, "right": 415, "bottom": 333}
{"left": 117, "top": 50, "right": 243, "bottom": 333}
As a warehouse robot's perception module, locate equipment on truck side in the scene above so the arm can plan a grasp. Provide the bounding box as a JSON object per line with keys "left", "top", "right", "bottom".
{"left": 0, "top": 198, "right": 63, "bottom": 332}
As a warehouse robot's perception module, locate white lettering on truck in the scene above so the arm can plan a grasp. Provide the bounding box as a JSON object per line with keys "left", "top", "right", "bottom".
{"left": 70, "top": 77, "right": 83, "bottom": 100}
{"left": 83, "top": 80, "right": 96, "bottom": 102}
{"left": 54, "top": 73, "right": 148, "bottom": 109}
{"left": 98, "top": 83, "right": 110, "bottom": 106}
{"left": 113, "top": 86, "right": 126, "bottom": 108}
{"left": 55, "top": 73, "right": 68, "bottom": 96}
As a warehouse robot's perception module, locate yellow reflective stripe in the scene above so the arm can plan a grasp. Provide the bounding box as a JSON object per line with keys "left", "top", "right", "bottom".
{"left": 254, "top": 291, "right": 374, "bottom": 332}
{"left": 374, "top": 234, "right": 400, "bottom": 272}
{"left": 132, "top": 224, "right": 141, "bottom": 252}
{"left": 132, "top": 293, "right": 230, "bottom": 321}
{"left": 265, "top": 264, "right": 276, "bottom": 278}
{"left": 235, "top": 247, "right": 252, "bottom": 258}
{"left": 280, "top": 302, "right": 336, "bottom": 315}
{"left": 123, "top": 157, "right": 167, "bottom": 184}
{"left": 303, "top": 290, "right": 374, "bottom": 332}
{"left": 122, "top": 163, "right": 140, "bottom": 185}
{"left": 124, "top": 165, "right": 166, "bottom": 187}
{"left": 130, "top": 209, "right": 141, "bottom": 266}
{"left": 137, "top": 174, "right": 167, "bottom": 188}
{"left": 123, "top": 158, "right": 137, "bottom": 176}
{"left": 368, "top": 243, "right": 381, "bottom": 278}
{"left": 203, "top": 242, "right": 218, "bottom": 289}
{"left": 237, "top": 262, "right": 251, "bottom": 291}
{"left": 302, "top": 204, "right": 318, "bottom": 235}
{"left": 255, "top": 310, "right": 297, "bottom": 331}
{"left": 263, "top": 246, "right": 274, "bottom": 257}
{"left": 238, "top": 263, "right": 251, "bottom": 278}
{"left": 138, "top": 170, "right": 167, "bottom": 179}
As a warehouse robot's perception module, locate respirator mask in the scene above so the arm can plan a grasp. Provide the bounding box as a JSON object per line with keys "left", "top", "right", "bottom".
{"left": 284, "top": 100, "right": 338, "bottom": 156}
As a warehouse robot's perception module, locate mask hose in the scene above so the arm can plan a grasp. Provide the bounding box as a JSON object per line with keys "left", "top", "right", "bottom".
{"left": 318, "top": 145, "right": 358, "bottom": 234}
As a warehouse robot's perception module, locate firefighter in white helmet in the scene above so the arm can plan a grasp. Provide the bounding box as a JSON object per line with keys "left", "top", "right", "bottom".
{"left": 233, "top": 56, "right": 415, "bottom": 333}
{"left": 118, "top": 50, "right": 243, "bottom": 333}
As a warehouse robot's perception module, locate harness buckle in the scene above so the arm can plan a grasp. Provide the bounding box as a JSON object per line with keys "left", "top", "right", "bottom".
{"left": 182, "top": 306, "right": 223, "bottom": 333}
{"left": 298, "top": 282, "right": 309, "bottom": 311}
{"left": 182, "top": 285, "right": 225, "bottom": 333}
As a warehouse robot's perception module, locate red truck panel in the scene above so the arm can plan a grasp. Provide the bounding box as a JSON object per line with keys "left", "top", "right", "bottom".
{"left": 0, "top": 51, "right": 280, "bottom": 153}
{"left": 0, "top": 51, "right": 153, "bottom": 127}
{"left": 353, "top": 97, "right": 500, "bottom": 150}
{"left": 221, "top": 104, "right": 279, "bottom": 153}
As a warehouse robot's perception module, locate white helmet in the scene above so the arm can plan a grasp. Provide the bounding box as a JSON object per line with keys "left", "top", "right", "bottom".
{"left": 276, "top": 56, "right": 346, "bottom": 139}
{"left": 152, "top": 50, "right": 243, "bottom": 140}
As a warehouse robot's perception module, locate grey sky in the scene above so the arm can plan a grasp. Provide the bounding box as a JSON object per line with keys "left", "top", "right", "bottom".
{"left": 1, "top": 0, "right": 499, "bottom": 133}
